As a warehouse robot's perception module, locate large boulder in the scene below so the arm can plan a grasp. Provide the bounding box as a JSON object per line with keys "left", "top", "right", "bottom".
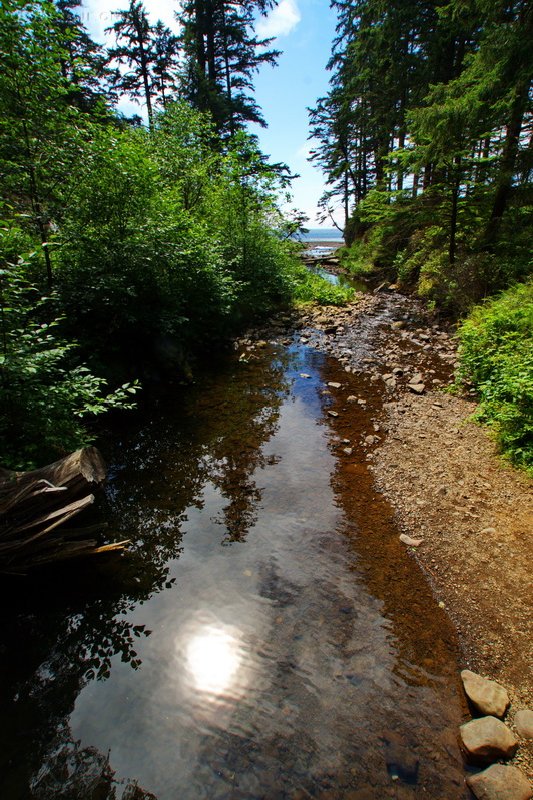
{"left": 460, "top": 716, "right": 518, "bottom": 764}
{"left": 461, "top": 669, "right": 510, "bottom": 718}
{"left": 466, "top": 764, "right": 532, "bottom": 800}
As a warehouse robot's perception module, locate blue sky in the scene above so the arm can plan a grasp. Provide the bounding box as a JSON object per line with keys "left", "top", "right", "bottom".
{"left": 81, "top": 0, "right": 339, "bottom": 226}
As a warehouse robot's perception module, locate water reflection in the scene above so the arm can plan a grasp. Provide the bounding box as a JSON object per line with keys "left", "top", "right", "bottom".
{"left": 0, "top": 341, "right": 469, "bottom": 799}
{"left": 183, "top": 624, "right": 242, "bottom": 696}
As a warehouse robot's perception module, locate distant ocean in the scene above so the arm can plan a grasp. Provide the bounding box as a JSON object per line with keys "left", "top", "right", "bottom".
{"left": 301, "top": 228, "right": 344, "bottom": 242}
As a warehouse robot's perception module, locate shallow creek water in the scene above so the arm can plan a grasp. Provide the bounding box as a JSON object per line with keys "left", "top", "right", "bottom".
{"left": 0, "top": 324, "right": 470, "bottom": 799}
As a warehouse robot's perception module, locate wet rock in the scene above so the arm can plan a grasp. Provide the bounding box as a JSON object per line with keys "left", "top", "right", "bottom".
{"left": 299, "top": 373, "right": 311, "bottom": 379}
{"left": 392, "top": 367, "right": 404, "bottom": 376}
{"left": 407, "top": 383, "right": 425, "bottom": 395}
{"left": 399, "top": 533, "right": 423, "bottom": 547}
{"left": 300, "top": 336, "right": 309, "bottom": 344}
{"left": 391, "top": 321, "right": 406, "bottom": 330}
{"left": 461, "top": 670, "right": 510, "bottom": 718}
{"left": 365, "top": 435, "right": 378, "bottom": 445}
{"left": 460, "top": 716, "right": 518, "bottom": 764}
{"left": 466, "top": 764, "right": 533, "bottom": 800}
{"left": 382, "top": 731, "right": 419, "bottom": 783}
{"left": 347, "top": 395, "right": 358, "bottom": 403}
{"left": 343, "top": 447, "right": 353, "bottom": 456}
{"left": 327, "top": 410, "right": 339, "bottom": 418}
{"left": 327, "top": 382, "right": 342, "bottom": 389}
{"left": 514, "top": 709, "right": 533, "bottom": 738}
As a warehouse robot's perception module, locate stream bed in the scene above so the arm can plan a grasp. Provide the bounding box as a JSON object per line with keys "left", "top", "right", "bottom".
{"left": 0, "top": 314, "right": 470, "bottom": 799}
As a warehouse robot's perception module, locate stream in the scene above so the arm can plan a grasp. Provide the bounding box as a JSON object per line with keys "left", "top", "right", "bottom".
{"left": 0, "top": 295, "right": 470, "bottom": 799}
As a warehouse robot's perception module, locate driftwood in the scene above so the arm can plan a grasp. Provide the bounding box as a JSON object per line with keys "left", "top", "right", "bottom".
{"left": 0, "top": 447, "right": 129, "bottom": 573}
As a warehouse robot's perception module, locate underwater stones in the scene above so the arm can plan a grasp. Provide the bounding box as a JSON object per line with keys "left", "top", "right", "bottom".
{"left": 466, "top": 764, "right": 533, "bottom": 800}
{"left": 460, "top": 716, "right": 518, "bottom": 764}
{"left": 461, "top": 670, "right": 510, "bottom": 718}
{"left": 382, "top": 731, "right": 419, "bottom": 783}
{"left": 514, "top": 710, "right": 533, "bottom": 739}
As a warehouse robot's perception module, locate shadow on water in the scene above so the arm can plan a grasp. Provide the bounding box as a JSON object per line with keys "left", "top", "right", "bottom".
{"left": 0, "top": 337, "right": 469, "bottom": 799}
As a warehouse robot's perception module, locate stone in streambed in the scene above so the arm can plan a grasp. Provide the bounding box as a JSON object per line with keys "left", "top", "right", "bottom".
{"left": 399, "top": 533, "right": 423, "bottom": 547}
{"left": 466, "top": 764, "right": 532, "bottom": 800}
{"left": 382, "top": 730, "right": 419, "bottom": 783}
{"left": 460, "top": 716, "right": 518, "bottom": 764}
{"left": 461, "top": 670, "right": 510, "bottom": 718}
{"left": 327, "top": 382, "right": 342, "bottom": 389}
{"left": 407, "top": 382, "right": 425, "bottom": 394}
{"left": 514, "top": 709, "right": 533, "bottom": 738}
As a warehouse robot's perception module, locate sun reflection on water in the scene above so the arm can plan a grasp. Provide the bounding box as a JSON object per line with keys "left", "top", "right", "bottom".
{"left": 185, "top": 625, "right": 242, "bottom": 695}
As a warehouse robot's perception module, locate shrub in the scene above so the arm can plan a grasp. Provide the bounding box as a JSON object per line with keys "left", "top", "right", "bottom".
{"left": 455, "top": 281, "right": 533, "bottom": 472}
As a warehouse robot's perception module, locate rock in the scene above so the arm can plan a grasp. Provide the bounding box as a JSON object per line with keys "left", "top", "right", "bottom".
{"left": 461, "top": 670, "right": 510, "bottom": 718}
{"left": 347, "top": 395, "right": 358, "bottom": 403}
{"left": 466, "top": 764, "right": 533, "bottom": 800}
{"left": 327, "top": 410, "right": 339, "bottom": 418}
{"left": 300, "top": 336, "right": 309, "bottom": 343}
{"left": 343, "top": 447, "right": 353, "bottom": 456}
{"left": 364, "top": 435, "right": 378, "bottom": 445}
{"left": 460, "top": 716, "right": 518, "bottom": 764}
{"left": 399, "top": 533, "right": 423, "bottom": 547}
{"left": 392, "top": 367, "right": 404, "bottom": 376}
{"left": 479, "top": 527, "right": 497, "bottom": 536}
{"left": 382, "top": 731, "right": 419, "bottom": 783}
{"left": 407, "top": 382, "right": 425, "bottom": 394}
{"left": 299, "top": 373, "right": 311, "bottom": 379}
{"left": 514, "top": 710, "right": 533, "bottom": 738}
{"left": 411, "top": 372, "right": 424, "bottom": 383}
{"left": 391, "top": 321, "right": 405, "bottom": 330}
{"left": 327, "top": 382, "right": 342, "bottom": 389}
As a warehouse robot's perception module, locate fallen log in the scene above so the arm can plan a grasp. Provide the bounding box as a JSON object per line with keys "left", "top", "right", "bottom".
{"left": 0, "top": 447, "right": 129, "bottom": 573}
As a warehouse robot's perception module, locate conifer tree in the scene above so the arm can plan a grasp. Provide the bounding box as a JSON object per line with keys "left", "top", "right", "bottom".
{"left": 177, "top": 0, "right": 280, "bottom": 136}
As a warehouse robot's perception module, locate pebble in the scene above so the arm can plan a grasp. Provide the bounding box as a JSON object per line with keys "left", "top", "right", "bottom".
{"left": 399, "top": 533, "right": 423, "bottom": 547}
{"left": 328, "top": 410, "right": 339, "bottom": 418}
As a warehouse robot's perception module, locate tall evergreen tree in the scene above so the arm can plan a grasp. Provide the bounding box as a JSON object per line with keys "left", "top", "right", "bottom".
{"left": 177, "top": 0, "right": 280, "bottom": 136}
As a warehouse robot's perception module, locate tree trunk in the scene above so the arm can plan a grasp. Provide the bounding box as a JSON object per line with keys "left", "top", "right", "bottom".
{"left": 485, "top": 82, "right": 528, "bottom": 243}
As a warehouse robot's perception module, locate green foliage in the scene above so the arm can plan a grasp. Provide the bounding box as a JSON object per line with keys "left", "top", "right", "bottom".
{"left": 289, "top": 263, "right": 354, "bottom": 306}
{"left": 455, "top": 281, "right": 533, "bottom": 472}
{"left": 0, "top": 247, "right": 138, "bottom": 469}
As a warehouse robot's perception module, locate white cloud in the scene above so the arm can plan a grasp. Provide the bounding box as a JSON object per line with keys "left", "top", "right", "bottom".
{"left": 82, "top": 0, "right": 179, "bottom": 44}
{"left": 295, "top": 142, "right": 312, "bottom": 160}
{"left": 256, "top": 0, "right": 301, "bottom": 39}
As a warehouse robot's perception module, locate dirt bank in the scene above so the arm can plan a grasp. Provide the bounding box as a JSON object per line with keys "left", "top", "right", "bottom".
{"left": 309, "top": 289, "right": 533, "bottom": 780}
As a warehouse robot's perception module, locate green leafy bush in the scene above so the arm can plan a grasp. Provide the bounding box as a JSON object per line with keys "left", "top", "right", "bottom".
{"left": 0, "top": 246, "right": 138, "bottom": 469}
{"left": 289, "top": 262, "right": 354, "bottom": 305}
{"left": 455, "top": 281, "right": 533, "bottom": 472}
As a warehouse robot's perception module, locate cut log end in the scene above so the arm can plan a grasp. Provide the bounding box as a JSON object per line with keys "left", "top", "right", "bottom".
{"left": 0, "top": 447, "right": 125, "bottom": 573}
